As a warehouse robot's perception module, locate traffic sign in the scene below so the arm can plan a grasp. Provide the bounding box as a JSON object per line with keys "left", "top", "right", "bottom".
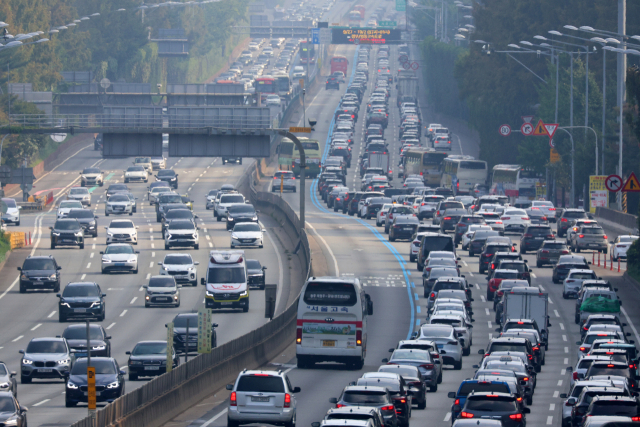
{"left": 605, "top": 174, "right": 623, "bottom": 192}
{"left": 533, "top": 119, "right": 548, "bottom": 136}
{"left": 521, "top": 122, "right": 534, "bottom": 136}
{"left": 550, "top": 148, "right": 560, "bottom": 163}
{"left": 319, "top": 28, "right": 331, "bottom": 44}
{"left": 403, "top": 62, "right": 411, "bottom": 70}
{"left": 87, "top": 367, "right": 96, "bottom": 410}
{"left": 622, "top": 172, "right": 640, "bottom": 192}
{"left": 399, "top": 55, "right": 409, "bottom": 64}
{"left": 499, "top": 124, "right": 511, "bottom": 137}
{"left": 410, "top": 62, "right": 419, "bottom": 70}
{"left": 311, "top": 28, "right": 320, "bottom": 44}
{"left": 544, "top": 123, "right": 559, "bottom": 140}
{"left": 289, "top": 127, "right": 312, "bottom": 133}
{"left": 521, "top": 115, "right": 534, "bottom": 123}
{"left": 379, "top": 21, "right": 397, "bottom": 27}
{"left": 50, "top": 133, "right": 66, "bottom": 143}
{"left": 396, "top": 0, "right": 406, "bottom": 12}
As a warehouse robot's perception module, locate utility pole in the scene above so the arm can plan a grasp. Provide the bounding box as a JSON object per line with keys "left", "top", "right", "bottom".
{"left": 617, "top": 0, "right": 626, "bottom": 210}
{"left": 278, "top": 131, "right": 306, "bottom": 230}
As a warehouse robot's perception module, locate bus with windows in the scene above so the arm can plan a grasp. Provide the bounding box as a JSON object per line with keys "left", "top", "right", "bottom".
{"left": 331, "top": 56, "right": 349, "bottom": 75}
{"left": 490, "top": 164, "right": 542, "bottom": 204}
{"left": 274, "top": 74, "right": 292, "bottom": 100}
{"left": 300, "top": 41, "right": 316, "bottom": 65}
{"left": 440, "top": 156, "right": 488, "bottom": 195}
{"left": 348, "top": 10, "right": 362, "bottom": 23}
{"left": 254, "top": 76, "right": 276, "bottom": 95}
{"left": 278, "top": 137, "right": 322, "bottom": 177}
{"left": 402, "top": 148, "right": 448, "bottom": 187}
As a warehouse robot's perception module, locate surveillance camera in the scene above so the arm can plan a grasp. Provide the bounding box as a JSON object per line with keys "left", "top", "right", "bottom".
{"left": 308, "top": 118, "right": 317, "bottom": 129}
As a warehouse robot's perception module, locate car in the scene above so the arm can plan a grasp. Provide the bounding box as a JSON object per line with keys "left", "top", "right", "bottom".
{"left": 226, "top": 204, "right": 259, "bottom": 230}
{"left": 557, "top": 208, "right": 589, "bottom": 236}
{"left": 458, "top": 392, "right": 529, "bottom": 427}
{"left": 272, "top": 170, "right": 297, "bottom": 192}
{"left": 329, "top": 386, "right": 398, "bottom": 427}
{"left": 61, "top": 323, "right": 111, "bottom": 358}
{"left": 66, "top": 187, "right": 91, "bottom": 207}
{"left": 144, "top": 275, "right": 181, "bottom": 307}
{"left": 106, "top": 183, "right": 130, "bottom": 198}
{"left": 552, "top": 255, "right": 591, "bottom": 284}
{"left": 133, "top": 156, "right": 153, "bottom": 171}
{"left": 570, "top": 225, "right": 608, "bottom": 253}
{"left": 57, "top": 200, "right": 83, "bottom": 219}
{"left": 155, "top": 169, "right": 179, "bottom": 189}
{"left": 535, "top": 240, "right": 570, "bottom": 267}
{"left": 322, "top": 406, "right": 385, "bottom": 427}
{"left": 158, "top": 253, "right": 199, "bottom": 285}
{"left": 19, "top": 337, "right": 72, "bottom": 383}
{"left": 79, "top": 167, "right": 104, "bottom": 187}
{"left": 148, "top": 186, "right": 172, "bottom": 205}
{"left": 161, "top": 208, "right": 196, "bottom": 237}
{"left": 49, "top": 218, "right": 84, "bottom": 249}
{"left": 246, "top": 259, "right": 267, "bottom": 289}
{"left": 467, "top": 230, "right": 501, "bottom": 256}
{"left": 447, "top": 379, "right": 515, "bottom": 422}
{"left": 124, "top": 165, "right": 149, "bottom": 183}
{"left": 171, "top": 312, "right": 218, "bottom": 353}
{"left": 105, "top": 193, "right": 134, "bottom": 216}
{"left": 569, "top": 385, "right": 629, "bottom": 427}
{"left": 164, "top": 219, "right": 199, "bottom": 250}
{"left": 57, "top": 282, "right": 106, "bottom": 322}
{"left": 413, "top": 324, "right": 463, "bottom": 369}
{"left": 150, "top": 157, "right": 166, "bottom": 170}
{"left": 356, "top": 375, "right": 412, "bottom": 426}
{"left": 416, "top": 233, "right": 456, "bottom": 271}
{"left": 0, "top": 391, "right": 27, "bottom": 426}
{"left": 0, "top": 362, "right": 17, "bottom": 397}
{"left": 66, "top": 208, "right": 99, "bottom": 237}
{"left": 117, "top": 191, "right": 139, "bottom": 213}
{"left": 230, "top": 222, "right": 265, "bottom": 248}
{"left": 499, "top": 209, "right": 531, "bottom": 234}
{"left": 610, "top": 235, "right": 639, "bottom": 261}
{"left": 479, "top": 242, "right": 514, "bottom": 274}
{"left": 562, "top": 269, "right": 599, "bottom": 299}
{"left": 326, "top": 77, "right": 340, "bottom": 89}
{"left": 65, "top": 357, "right": 125, "bottom": 407}
{"left": 205, "top": 189, "right": 220, "bottom": 210}
{"left": 99, "top": 243, "right": 139, "bottom": 274}
{"left": 105, "top": 219, "right": 138, "bottom": 245}
{"left": 377, "top": 365, "right": 427, "bottom": 409}
{"left": 126, "top": 340, "right": 179, "bottom": 381}
{"left": 266, "top": 94, "right": 282, "bottom": 106}
{"left": 17, "top": 255, "right": 61, "bottom": 293}
{"left": 215, "top": 192, "right": 246, "bottom": 220}
{"left": 389, "top": 216, "right": 419, "bottom": 241}
{"left": 519, "top": 224, "right": 554, "bottom": 253}
{"left": 558, "top": 380, "right": 616, "bottom": 427}
{"left": 382, "top": 348, "right": 438, "bottom": 392}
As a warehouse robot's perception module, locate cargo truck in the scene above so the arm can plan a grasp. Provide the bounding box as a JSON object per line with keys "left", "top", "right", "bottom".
{"left": 501, "top": 287, "right": 550, "bottom": 348}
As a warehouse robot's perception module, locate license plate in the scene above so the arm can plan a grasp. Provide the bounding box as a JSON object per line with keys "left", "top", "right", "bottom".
{"left": 534, "top": 237, "right": 543, "bottom": 239}
{"left": 39, "top": 368, "right": 53, "bottom": 372}
{"left": 145, "top": 366, "right": 160, "bottom": 370}
{"left": 589, "top": 244, "right": 599, "bottom": 247}
{"left": 115, "top": 207, "right": 123, "bottom": 210}
{"left": 114, "top": 263, "right": 126, "bottom": 266}
{"left": 84, "top": 391, "right": 101, "bottom": 397}
{"left": 323, "top": 340, "right": 336, "bottom": 347}
{"left": 75, "top": 353, "right": 87, "bottom": 358}
{"left": 62, "top": 239, "right": 74, "bottom": 243}
{"left": 252, "top": 396, "right": 270, "bottom": 402}
{"left": 220, "top": 302, "right": 233, "bottom": 305}
{"left": 74, "top": 308, "right": 87, "bottom": 313}
{"left": 436, "top": 344, "right": 444, "bottom": 348}
{"left": 404, "top": 227, "right": 413, "bottom": 230}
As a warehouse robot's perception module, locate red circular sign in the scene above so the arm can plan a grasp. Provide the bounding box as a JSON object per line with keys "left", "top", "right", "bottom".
{"left": 410, "top": 62, "right": 419, "bottom": 70}
{"left": 605, "top": 174, "right": 623, "bottom": 192}
{"left": 499, "top": 124, "right": 511, "bottom": 137}
{"left": 521, "top": 122, "right": 534, "bottom": 136}
{"left": 399, "top": 55, "right": 409, "bottom": 64}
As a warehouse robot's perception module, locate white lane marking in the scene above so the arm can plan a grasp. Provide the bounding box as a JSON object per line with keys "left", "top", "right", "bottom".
{"left": 539, "top": 285, "right": 545, "bottom": 291}
{"left": 92, "top": 243, "right": 96, "bottom": 249}
{"left": 149, "top": 262, "right": 154, "bottom": 268}
{"left": 488, "top": 321, "right": 492, "bottom": 328}
{"left": 462, "top": 261, "right": 468, "bottom": 267}
{"left": 531, "top": 273, "right": 537, "bottom": 279}
{"left": 90, "top": 252, "right": 94, "bottom": 258}
{"left": 475, "top": 283, "right": 480, "bottom": 290}
{"left": 33, "top": 399, "right": 50, "bottom": 407}
{"left": 480, "top": 295, "right": 486, "bottom": 302}
{"left": 485, "top": 308, "right": 490, "bottom": 316}
{"left": 206, "top": 235, "right": 211, "bottom": 240}
{"left": 265, "top": 228, "right": 285, "bottom": 315}
{"left": 120, "top": 310, "right": 127, "bottom": 317}
{"left": 208, "top": 242, "right": 213, "bottom": 247}
{"left": 562, "top": 335, "right": 567, "bottom": 341}
{"left": 81, "top": 274, "right": 86, "bottom": 280}
{"left": 561, "top": 368, "right": 566, "bottom": 375}
{"left": 557, "top": 380, "right": 563, "bottom": 386}
{"left": 130, "top": 297, "right": 137, "bottom": 304}
{"left": 106, "top": 322, "right": 116, "bottom": 330}
{"left": 560, "top": 323, "right": 565, "bottom": 330}
{"left": 564, "top": 358, "right": 569, "bottom": 364}
{"left": 444, "top": 413, "right": 451, "bottom": 422}
{"left": 152, "top": 252, "right": 156, "bottom": 258}
{"left": 306, "top": 221, "right": 340, "bottom": 276}
{"left": 547, "top": 416, "right": 553, "bottom": 425}
{"left": 550, "top": 403, "right": 555, "bottom": 411}
{"left": 549, "top": 297, "right": 554, "bottom": 304}
{"left": 86, "top": 263, "right": 91, "bottom": 269}
{"left": 469, "top": 272, "right": 474, "bottom": 277}
{"left": 554, "top": 309, "right": 560, "bottom": 317}
{"left": 48, "top": 311, "right": 56, "bottom": 318}
{"left": 621, "top": 307, "right": 640, "bottom": 345}
{"left": 31, "top": 323, "right": 42, "bottom": 331}
{"left": 565, "top": 347, "right": 569, "bottom": 353}
{"left": 146, "top": 273, "right": 151, "bottom": 280}
{"left": 553, "top": 391, "right": 559, "bottom": 398}
{"left": 12, "top": 335, "right": 23, "bottom": 342}
{"left": 151, "top": 243, "right": 155, "bottom": 248}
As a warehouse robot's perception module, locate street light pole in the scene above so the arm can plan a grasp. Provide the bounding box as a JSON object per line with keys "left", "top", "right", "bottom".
{"left": 278, "top": 131, "right": 306, "bottom": 231}
{"left": 557, "top": 126, "right": 599, "bottom": 208}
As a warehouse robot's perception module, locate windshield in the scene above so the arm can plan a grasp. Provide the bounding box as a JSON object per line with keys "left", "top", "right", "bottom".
{"left": 465, "top": 398, "right": 517, "bottom": 412}
{"left": 26, "top": 340, "right": 67, "bottom": 353}
{"left": 590, "top": 402, "right": 638, "bottom": 416}
{"left": 134, "top": 158, "right": 150, "bottom": 163}
{"left": 110, "top": 221, "right": 134, "bottom": 229}
{"left": 164, "top": 255, "right": 192, "bottom": 265}
{"left": 378, "top": 366, "right": 418, "bottom": 378}
{"left": 83, "top": 168, "right": 100, "bottom": 174}
{"left": 420, "top": 327, "right": 452, "bottom": 338}
{"left": 132, "top": 342, "right": 167, "bottom": 355}
{"left": 422, "top": 236, "right": 454, "bottom": 252}
{"left": 234, "top": 223, "right": 260, "bottom": 232}
{"left": 570, "top": 272, "right": 597, "bottom": 280}
{"left": 207, "top": 267, "right": 246, "bottom": 284}
{"left": 168, "top": 221, "right": 195, "bottom": 230}
{"left": 246, "top": 260, "right": 262, "bottom": 270}
{"left": 582, "top": 228, "right": 605, "bottom": 235}
{"left": 152, "top": 187, "right": 171, "bottom": 194}
{"left": 109, "top": 195, "right": 129, "bottom": 202}
{"left": 237, "top": 375, "right": 285, "bottom": 392}
{"left": 173, "top": 315, "right": 198, "bottom": 328}
{"left": 167, "top": 210, "right": 193, "bottom": 219}
{"left": 105, "top": 245, "right": 134, "bottom": 254}
{"left": 22, "top": 258, "right": 56, "bottom": 270}
{"left": 229, "top": 205, "right": 256, "bottom": 214}
{"left": 221, "top": 195, "right": 245, "bottom": 204}
{"left": 564, "top": 211, "right": 588, "bottom": 219}
{"left": 149, "top": 277, "right": 176, "bottom": 288}
{"left": 54, "top": 220, "right": 80, "bottom": 230}
{"left": 128, "top": 166, "right": 145, "bottom": 172}
{"left": 108, "top": 185, "right": 127, "bottom": 192}
{"left": 303, "top": 281, "right": 357, "bottom": 306}
{"left": 69, "top": 188, "right": 89, "bottom": 195}
{"left": 489, "top": 344, "right": 527, "bottom": 353}
{"left": 67, "top": 210, "right": 94, "bottom": 219}
{"left": 60, "top": 201, "right": 82, "bottom": 209}
{"left": 459, "top": 383, "right": 511, "bottom": 396}
{"left": 343, "top": 391, "right": 389, "bottom": 404}
{"left": 160, "top": 195, "right": 181, "bottom": 203}
{"left": 62, "top": 284, "right": 100, "bottom": 297}
{"left": 0, "top": 364, "right": 6, "bottom": 375}
{"left": 63, "top": 326, "right": 103, "bottom": 340}
{"left": 157, "top": 170, "right": 176, "bottom": 177}
{"left": 0, "top": 395, "right": 16, "bottom": 412}
{"left": 71, "top": 359, "right": 115, "bottom": 375}
{"left": 392, "top": 350, "right": 430, "bottom": 360}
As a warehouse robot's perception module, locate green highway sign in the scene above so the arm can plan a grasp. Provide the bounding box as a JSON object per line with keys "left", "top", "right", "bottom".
{"left": 378, "top": 21, "right": 397, "bottom": 27}
{"left": 396, "top": 0, "right": 406, "bottom": 12}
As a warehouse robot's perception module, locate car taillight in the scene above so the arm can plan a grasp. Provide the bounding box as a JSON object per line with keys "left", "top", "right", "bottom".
{"left": 522, "top": 217, "right": 529, "bottom": 220}
{"left": 603, "top": 235, "right": 608, "bottom": 239}
{"left": 273, "top": 176, "right": 278, "bottom": 179}
{"left": 561, "top": 250, "right": 570, "bottom": 254}
{"left": 296, "top": 328, "right": 302, "bottom": 344}
{"left": 430, "top": 292, "right": 436, "bottom": 299}
{"left": 541, "top": 250, "right": 550, "bottom": 254}
{"left": 509, "top": 414, "right": 523, "bottom": 420}
{"left": 356, "top": 330, "right": 362, "bottom": 346}
{"left": 444, "top": 217, "right": 451, "bottom": 220}
{"left": 546, "top": 234, "right": 555, "bottom": 238}
{"left": 491, "top": 263, "right": 496, "bottom": 269}
{"left": 497, "top": 291, "right": 504, "bottom": 296}
{"left": 566, "top": 400, "right": 574, "bottom": 406}
{"left": 580, "top": 347, "right": 587, "bottom": 352}
{"left": 230, "top": 391, "right": 237, "bottom": 406}
{"left": 420, "top": 363, "right": 435, "bottom": 370}
{"left": 381, "top": 405, "right": 394, "bottom": 411}
{"left": 561, "top": 218, "right": 568, "bottom": 222}
{"left": 284, "top": 393, "right": 291, "bottom": 408}
{"left": 454, "top": 399, "right": 460, "bottom": 405}
{"left": 532, "top": 346, "right": 539, "bottom": 351}
{"left": 502, "top": 217, "right": 510, "bottom": 220}
{"left": 460, "top": 412, "right": 474, "bottom": 418}
{"left": 579, "top": 234, "right": 584, "bottom": 238}
{"left": 336, "top": 403, "right": 345, "bottom": 408}
{"left": 631, "top": 417, "right": 640, "bottom": 422}
{"left": 336, "top": 198, "right": 341, "bottom": 201}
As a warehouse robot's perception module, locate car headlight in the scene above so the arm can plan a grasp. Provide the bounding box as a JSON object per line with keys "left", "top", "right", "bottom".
{"left": 20, "top": 274, "right": 28, "bottom": 280}
{"left": 66, "top": 382, "right": 79, "bottom": 389}
{"left": 0, "top": 381, "right": 10, "bottom": 388}
{"left": 240, "top": 290, "right": 248, "bottom": 297}
{"left": 75, "top": 231, "right": 83, "bottom": 237}
{"left": 107, "top": 232, "right": 114, "bottom": 236}
{"left": 107, "top": 380, "right": 119, "bottom": 389}
{"left": 188, "top": 266, "right": 194, "bottom": 271}
{"left": 129, "top": 360, "right": 143, "bottom": 365}
{"left": 102, "top": 258, "right": 111, "bottom": 263}
{"left": 171, "top": 177, "right": 176, "bottom": 181}
{"left": 57, "top": 358, "right": 71, "bottom": 365}
{"left": 192, "top": 233, "right": 198, "bottom": 239}
{"left": 3, "top": 416, "right": 19, "bottom": 426}
{"left": 128, "top": 257, "right": 137, "bottom": 263}
{"left": 228, "top": 217, "right": 234, "bottom": 221}
{"left": 91, "top": 345, "right": 106, "bottom": 351}
{"left": 22, "top": 359, "right": 33, "bottom": 365}
{"left": 52, "top": 232, "right": 60, "bottom": 236}
{"left": 231, "top": 234, "right": 238, "bottom": 240}
{"left": 205, "top": 291, "right": 214, "bottom": 297}
{"left": 166, "top": 234, "right": 172, "bottom": 240}
{"left": 252, "top": 216, "right": 258, "bottom": 221}
{"left": 90, "top": 301, "right": 102, "bottom": 308}
{"left": 60, "top": 302, "right": 71, "bottom": 308}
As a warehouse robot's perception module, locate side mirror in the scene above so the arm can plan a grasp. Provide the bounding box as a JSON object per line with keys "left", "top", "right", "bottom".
{"left": 567, "top": 397, "right": 577, "bottom": 405}
{"left": 49, "top": 226, "right": 53, "bottom": 230}
{"left": 201, "top": 278, "right": 206, "bottom": 285}
{"left": 566, "top": 366, "right": 573, "bottom": 372}
{"left": 382, "top": 358, "right": 389, "bottom": 363}
{"left": 560, "top": 393, "right": 568, "bottom": 399}
{"left": 143, "top": 285, "right": 148, "bottom": 289}
{"left": 56, "top": 293, "right": 61, "bottom": 298}
{"left": 102, "top": 293, "right": 107, "bottom": 297}
{"left": 523, "top": 408, "right": 531, "bottom": 414}
{"left": 17, "top": 267, "right": 21, "bottom": 271}
{"left": 57, "top": 266, "right": 62, "bottom": 270}
{"left": 119, "top": 369, "right": 126, "bottom": 375}
{"left": 472, "top": 364, "right": 480, "bottom": 369}
{"left": 226, "top": 384, "right": 234, "bottom": 391}
{"left": 194, "top": 262, "right": 200, "bottom": 265}
{"left": 447, "top": 391, "right": 456, "bottom": 399}
{"left": 478, "top": 349, "right": 485, "bottom": 355}
{"left": 177, "top": 285, "right": 183, "bottom": 288}
{"left": 292, "top": 386, "right": 301, "bottom": 393}
{"left": 100, "top": 251, "right": 104, "bottom": 255}
{"left": 136, "top": 251, "right": 140, "bottom": 254}
{"left": 312, "top": 423, "right": 321, "bottom": 427}
{"left": 329, "top": 397, "right": 338, "bottom": 404}
{"left": 19, "top": 350, "right": 25, "bottom": 354}
{"left": 126, "top": 351, "right": 131, "bottom": 355}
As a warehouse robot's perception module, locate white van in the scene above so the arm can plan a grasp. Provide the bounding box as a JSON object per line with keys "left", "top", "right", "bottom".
{"left": 201, "top": 250, "right": 249, "bottom": 312}
{"left": 296, "top": 277, "right": 373, "bottom": 370}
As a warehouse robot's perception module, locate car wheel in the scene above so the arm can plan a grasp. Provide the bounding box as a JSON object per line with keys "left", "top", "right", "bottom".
{"left": 165, "top": 243, "right": 169, "bottom": 250}
{"left": 389, "top": 235, "right": 395, "bottom": 242}
{"left": 410, "top": 255, "right": 415, "bottom": 262}
{"left": 453, "top": 360, "right": 462, "bottom": 370}
{"left": 194, "top": 244, "right": 200, "bottom": 250}
{"left": 217, "top": 216, "right": 221, "bottom": 222}
{"left": 575, "top": 315, "right": 580, "bottom": 324}
{"left": 105, "top": 212, "right": 109, "bottom": 217}
{"left": 129, "top": 212, "right": 133, "bottom": 216}
{"left": 79, "top": 243, "right": 84, "bottom": 249}
{"left": 243, "top": 302, "right": 249, "bottom": 313}
{"left": 521, "top": 248, "right": 526, "bottom": 254}
{"left": 58, "top": 312, "right": 66, "bottom": 322}
{"left": 129, "top": 373, "right": 138, "bottom": 381}
{"left": 51, "top": 242, "right": 55, "bottom": 249}
{"left": 536, "top": 261, "right": 542, "bottom": 268}
{"left": 526, "top": 396, "right": 533, "bottom": 406}
{"left": 563, "top": 292, "right": 567, "bottom": 299}
{"left": 418, "top": 397, "right": 427, "bottom": 409}
{"left": 603, "top": 248, "right": 608, "bottom": 255}
{"left": 16, "top": 220, "right": 20, "bottom": 226}
{"left": 65, "top": 398, "right": 76, "bottom": 407}
{"left": 19, "top": 283, "right": 26, "bottom": 294}
{"left": 429, "top": 384, "right": 437, "bottom": 392}
{"left": 438, "top": 371, "right": 443, "bottom": 384}
{"left": 462, "top": 347, "right": 470, "bottom": 356}
{"left": 133, "top": 268, "right": 138, "bottom": 274}
{"left": 53, "top": 283, "right": 60, "bottom": 293}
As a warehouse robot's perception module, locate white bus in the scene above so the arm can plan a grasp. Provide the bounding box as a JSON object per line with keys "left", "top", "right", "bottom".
{"left": 440, "top": 156, "right": 488, "bottom": 195}
{"left": 490, "top": 164, "right": 542, "bottom": 204}
{"left": 296, "top": 277, "right": 373, "bottom": 370}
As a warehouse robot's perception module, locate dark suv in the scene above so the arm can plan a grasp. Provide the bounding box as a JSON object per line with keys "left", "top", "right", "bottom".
{"left": 479, "top": 243, "right": 513, "bottom": 274}
{"left": 417, "top": 233, "right": 455, "bottom": 271}
{"left": 557, "top": 209, "right": 588, "bottom": 237}
{"left": 66, "top": 209, "right": 99, "bottom": 238}
{"left": 62, "top": 323, "right": 111, "bottom": 357}
{"left": 57, "top": 282, "right": 106, "bottom": 322}
{"left": 520, "top": 224, "right": 554, "bottom": 253}
{"left": 552, "top": 255, "right": 590, "bottom": 284}
{"left": 459, "top": 392, "right": 529, "bottom": 427}
{"left": 155, "top": 169, "right": 179, "bottom": 189}
{"left": 439, "top": 208, "right": 468, "bottom": 233}
{"left": 18, "top": 255, "right": 61, "bottom": 293}
{"left": 536, "top": 240, "right": 570, "bottom": 267}
{"left": 454, "top": 215, "right": 486, "bottom": 245}
{"left": 50, "top": 218, "right": 84, "bottom": 249}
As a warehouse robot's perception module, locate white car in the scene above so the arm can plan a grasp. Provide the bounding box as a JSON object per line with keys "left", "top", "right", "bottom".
{"left": 67, "top": 187, "right": 91, "bottom": 206}
{"left": 100, "top": 243, "right": 139, "bottom": 274}
{"left": 461, "top": 224, "right": 493, "bottom": 250}
{"left": 266, "top": 95, "right": 281, "bottom": 106}
{"left": 292, "top": 66, "right": 306, "bottom": 78}
{"left": 124, "top": 166, "right": 149, "bottom": 183}
{"left": 150, "top": 157, "right": 166, "bottom": 170}
{"left": 148, "top": 186, "right": 172, "bottom": 205}
{"left": 158, "top": 253, "right": 199, "bottom": 286}
{"left": 133, "top": 157, "right": 153, "bottom": 171}
{"left": 79, "top": 167, "right": 104, "bottom": 187}
{"left": 610, "top": 235, "right": 638, "bottom": 262}
{"left": 215, "top": 193, "right": 246, "bottom": 220}
{"left": 105, "top": 194, "right": 134, "bottom": 216}
{"left": 57, "top": 200, "right": 84, "bottom": 219}
{"left": 376, "top": 203, "right": 394, "bottom": 227}
{"left": 1, "top": 197, "right": 21, "bottom": 226}
{"left": 105, "top": 219, "right": 139, "bottom": 245}
{"left": 230, "top": 222, "right": 265, "bottom": 248}
{"left": 164, "top": 219, "right": 199, "bottom": 250}
{"left": 500, "top": 209, "right": 531, "bottom": 234}
{"left": 530, "top": 200, "right": 556, "bottom": 222}
{"left": 562, "top": 269, "right": 598, "bottom": 299}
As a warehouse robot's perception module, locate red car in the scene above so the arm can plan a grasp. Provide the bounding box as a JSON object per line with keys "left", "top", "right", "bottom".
{"left": 486, "top": 269, "right": 520, "bottom": 301}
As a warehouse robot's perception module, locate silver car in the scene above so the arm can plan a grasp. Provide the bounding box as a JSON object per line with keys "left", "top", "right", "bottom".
{"left": 100, "top": 243, "right": 139, "bottom": 274}
{"left": 0, "top": 362, "right": 17, "bottom": 397}
{"left": 158, "top": 253, "right": 199, "bottom": 286}
{"left": 151, "top": 157, "right": 166, "bottom": 170}
{"left": 19, "top": 337, "right": 72, "bottom": 383}
{"left": 149, "top": 187, "right": 172, "bottom": 205}
{"left": 570, "top": 225, "right": 608, "bottom": 253}
{"left": 563, "top": 269, "right": 598, "bottom": 299}
{"left": 67, "top": 187, "right": 91, "bottom": 206}
{"left": 0, "top": 197, "right": 21, "bottom": 226}
{"left": 414, "top": 324, "right": 463, "bottom": 370}
{"left": 80, "top": 167, "right": 103, "bottom": 187}
{"left": 144, "top": 275, "right": 181, "bottom": 307}
{"left": 559, "top": 380, "right": 615, "bottom": 427}
{"left": 226, "top": 370, "right": 300, "bottom": 427}
{"left": 395, "top": 339, "right": 444, "bottom": 385}
{"left": 105, "top": 194, "right": 134, "bottom": 216}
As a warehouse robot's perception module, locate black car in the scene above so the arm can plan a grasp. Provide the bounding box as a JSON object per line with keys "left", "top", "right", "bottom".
{"left": 454, "top": 215, "right": 486, "bottom": 245}
{"left": 161, "top": 207, "right": 196, "bottom": 237}
{"left": 417, "top": 233, "right": 455, "bottom": 271}
{"left": 0, "top": 392, "right": 27, "bottom": 426}
{"left": 389, "top": 216, "right": 420, "bottom": 242}
{"left": 326, "top": 77, "right": 340, "bottom": 90}
{"left": 50, "top": 218, "right": 84, "bottom": 249}
{"left": 155, "top": 169, "right": 179, "bottom": 189}
{"left": 62, "top": 323, "right": 111, "bottom": 357}
{"left": 557, "top": 208, "right": 588, "bottom": 237}
{"left": 552, "top": 255, "right": 591, "bottom": 284}
{"left": 438, "top": 208, "right": 468, "bottom": 233}
{"left": 226, "top": 204, "right": 258, "bottom": 230}
{"left": 347, "top": 192, "right": 365, "bottom": 215}
{"left": 246, "top": 259, "right": 267, "bottom": 289}
{"left": 459, "top": 392, "right": 528, "bottom": 427}
{"left": 17, "top": 255, "right": 61, "bottom": 293}
{"left": 126, "top": 340, "right": 179, "bottom": 381}
{"left": 479, "top": 243, "right": 513, "bottom": 274}
{"left": 171, "top": 313, "right": 218, "bottom": 354}
{"left": 106, "top": 183, "right": 129, "bottom": 198}
{"left": 67, "top": 208, "right": 99, "bottom": 237}
{"left": 520, "top": 224, "right": 554, "bottom": 253}
{"left": 222, "top": 156, "right": 242, "bottom": 165}
{"left": 65, "top": 357, "right": 125, "bottom": 407}
{"left": 57, "top": 282, "right": 106, "bottom": 322}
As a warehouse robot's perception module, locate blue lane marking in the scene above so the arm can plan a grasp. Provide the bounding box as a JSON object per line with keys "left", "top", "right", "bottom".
{"left": 416, "top": 319, "right": 421, "bottom": 326}
{"left": 411, "top": 282, "right": 415, "bottom": 288}
{"left": 414, "top": 293, "right": 419, "bottom": 301}
{"left": 416, "top": 306, "right": 421, "bottom": 313}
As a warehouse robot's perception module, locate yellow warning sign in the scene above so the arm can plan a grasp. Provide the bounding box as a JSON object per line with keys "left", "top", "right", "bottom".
{"left": 622, "top": 172, "right": 640, "bottom": 192}
{"left": 550, "top": 148, "right": 560, "bottom": 163}
{"left": 533, "top": 119, "right": 548, "bottom": 136}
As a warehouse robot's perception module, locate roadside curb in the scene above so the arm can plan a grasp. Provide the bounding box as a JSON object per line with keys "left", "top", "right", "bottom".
{"left": 0, "top": 250, "right": 12, "bottom": 275}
